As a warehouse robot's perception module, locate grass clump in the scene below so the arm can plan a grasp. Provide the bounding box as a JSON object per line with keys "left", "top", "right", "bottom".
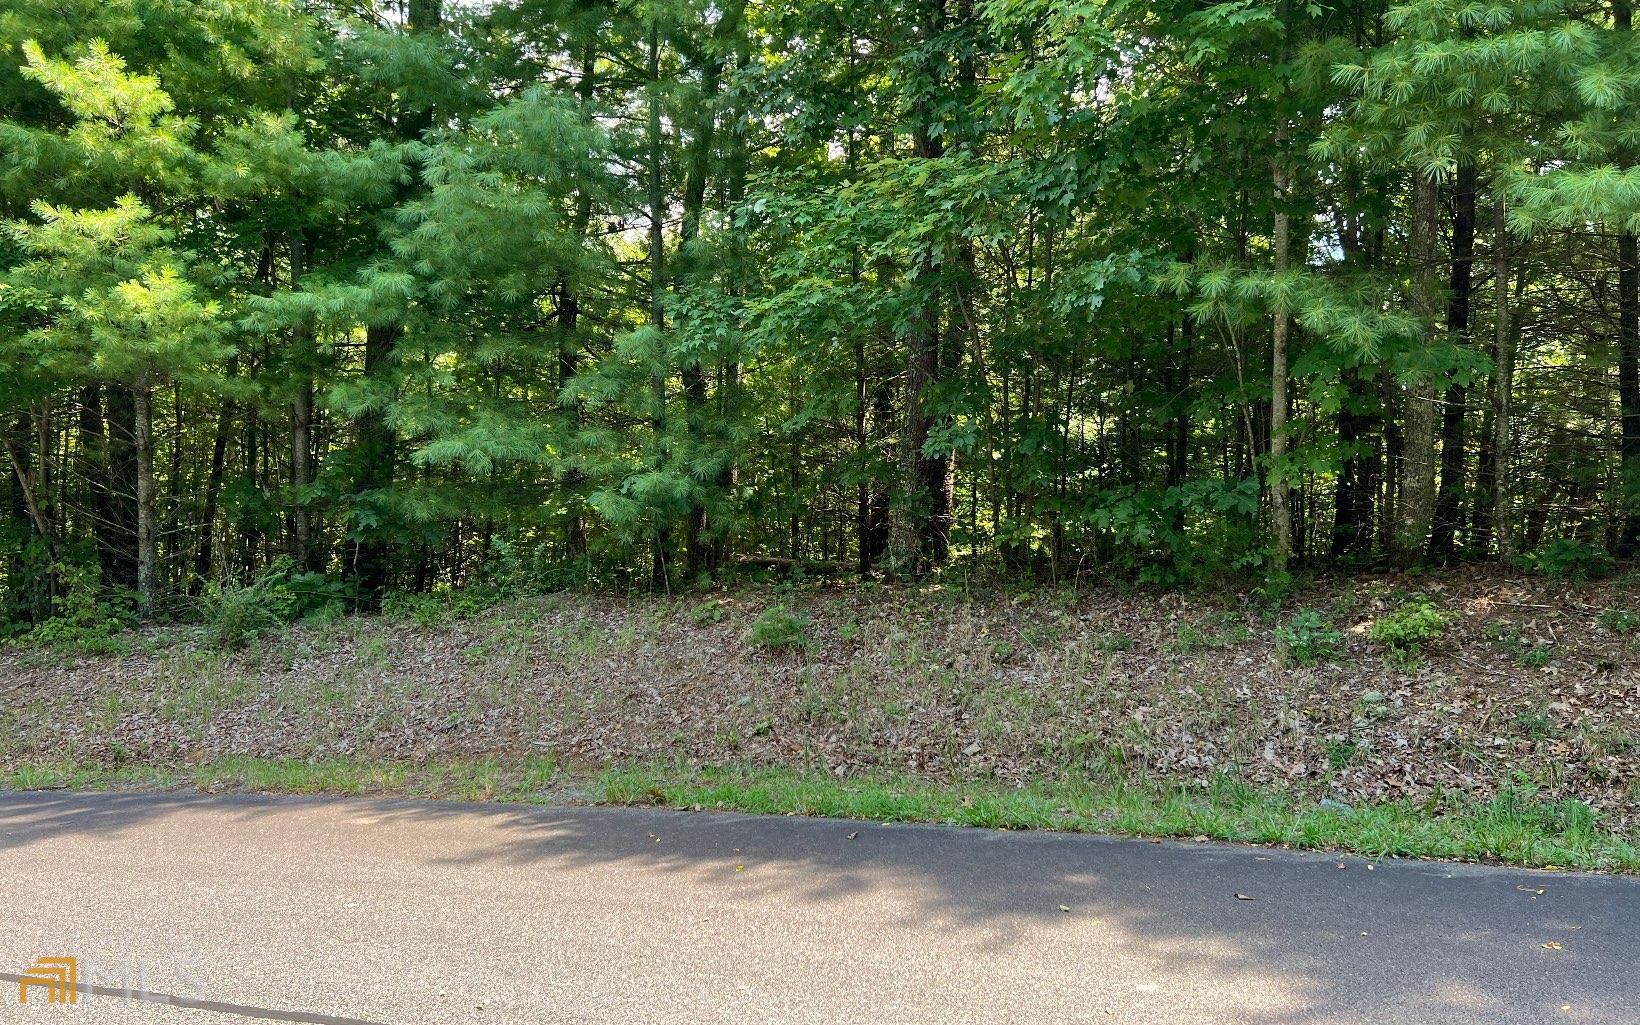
{"left": 746, "top": 604, "right": 814, "bottom": 652}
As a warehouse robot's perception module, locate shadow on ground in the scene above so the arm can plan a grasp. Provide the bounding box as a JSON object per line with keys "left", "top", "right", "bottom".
{"left": 0, "top": 789, "right": 1628, "bottom": 1024}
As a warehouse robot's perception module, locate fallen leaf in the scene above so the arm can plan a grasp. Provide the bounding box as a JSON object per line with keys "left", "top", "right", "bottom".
{"left": 1541, "top": 942, "right": 1563, "bottom": 950}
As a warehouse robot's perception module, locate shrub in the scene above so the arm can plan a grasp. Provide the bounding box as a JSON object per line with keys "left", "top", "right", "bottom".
{"left": 384, "top": 587, "right": 505, "bottom": 628}
{"left": 1369, "top": 597, "right": 1450, "bottom": 662}
{"left": 1519, "top": 538, "right": 1616, "bottom": 581}
{"left": 23, "top": 563, "right": 137, "bottom": 655}
{"left": 383, "top": 592, "right": 445, "bottom": 629}
{"left": 746, "top": 604, "right": 814, "bottom": 652}
{"left": 202, "top": 559, "right": 351, "bottom": 649}
{"left": 1275, "top": 609, "right": 1346, "bottom": 665}
{"left": 203, "top": 580, "right": 290, "bottom": 650}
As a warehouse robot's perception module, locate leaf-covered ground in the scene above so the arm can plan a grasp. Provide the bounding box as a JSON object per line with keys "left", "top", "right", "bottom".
{"left": 3, "top": 569, "right": 1637, "bottom": 833}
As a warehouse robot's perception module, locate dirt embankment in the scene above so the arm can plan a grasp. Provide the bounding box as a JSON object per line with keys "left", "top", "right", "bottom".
{"left": 3, "top": 569, "right": 1637, "bottom": 828}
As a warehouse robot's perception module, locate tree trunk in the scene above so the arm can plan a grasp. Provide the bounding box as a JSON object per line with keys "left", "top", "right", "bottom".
{"left": 3, "top": 420, "right": 53, "bottom": 619}
{"left": 104, "top": 385, "right": 140, "bottom": 590}
{"left": 1166, "top": 317, "right": 1193, "bottom": 542}
{"left": 1394, "top": 173, "right": 1442, "bottom": 565}
{"left": 646, "top": 18, "right": 672, "bottom": 592}
{"left": 4, "top": 434, "right": 56, "bottom": 566}
{"left": 1483, "top": 196, "right": 1517, "bottom": 559}
{"left": 353, "top": 324, "right": 399, "bottom": 604}
{"left": 1429, "top": 158, "right": 1478, "bottom": 562}
{"left": 77, "top": 385, "right": 120, "bottom": 582}
{"left": 678, "top": 6, "right": 737, "bottom": 576}
{"left": 193, "top": 385, "right": 233, "bottom": 591}
{"left": 891, "top": 0, "right": 950, "bottom": 574}
{"left": 349, "top": 0, "right": 439, "bottom": 606}
{"left": 133, "top": 379, "right": 157, "bottom": 618}
{"left": 409, "top": 0, "right": 440, "bottom": 32}
{"left": 1269, "top": 142, "right": 1293, "bottom": 573}
{"left": 1619, "top": 231, "right": 1640, "bottom": 556}
{"left": 557, "top": 42, "right": 598, "bottom": 558}
{"left": 289, "top": 231, "right": 315, "bottom": 571}
{"left": 1616, "top": 0, "right": 1640, "bottom": 557}
{"left": 1331, "top": 372, "right": 1372, "bottom": 559}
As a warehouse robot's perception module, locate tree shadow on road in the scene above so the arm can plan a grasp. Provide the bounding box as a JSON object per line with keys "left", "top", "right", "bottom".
{"left": 0, "top": 789, "right": 1627, "bottom": 1024}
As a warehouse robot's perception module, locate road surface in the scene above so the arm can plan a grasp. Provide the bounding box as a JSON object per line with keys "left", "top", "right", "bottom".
{"left": 0, "top": 790, "right": 1631, "bottom": 1023}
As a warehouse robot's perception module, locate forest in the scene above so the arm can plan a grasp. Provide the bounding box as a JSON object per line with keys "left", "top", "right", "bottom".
{"left": 3, "top": 0, "right": 1639, "bottom": 629}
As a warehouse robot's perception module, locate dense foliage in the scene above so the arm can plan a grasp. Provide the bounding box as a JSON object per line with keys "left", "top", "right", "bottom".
{"left": 3, "top": 0, "right": 1638, "bottom": 623}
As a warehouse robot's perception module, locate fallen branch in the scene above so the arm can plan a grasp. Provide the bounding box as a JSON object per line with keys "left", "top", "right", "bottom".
{"left": 733, "top": 555, "right": 852, "bottom": 576}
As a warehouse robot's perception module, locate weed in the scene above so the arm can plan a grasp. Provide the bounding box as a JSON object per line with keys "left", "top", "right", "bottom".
{"left": 1173, "top": 624, "right": 1206, "bottom": 654}
{"left": 1021, "top": 620, "right": 1067, "bottom": 648}
{"left": 1173, "top": 613, "right": 1250, "bottom": 654}
{"left": 1369, "top": 597, "right": 1450, "bottom": 664}
{"left": 1276, "top": 609, "right": 1346, "bottom": 665}
{"left": 690, "top": 599, "right": 726, "bottom": 625}
{"left": 384, "top": 592, "right": 446, "bottom": 628}
{"left": 1357, "top": 690, "right": 1391, "bottom": 719}
{"left": 1517, "top": 642, "right": 1553, "bottom": 668}
{"left": 1485, "top": 621, "right": 1554, "bottom": 668}
{"left": 1325, "top": 737, "right": 1361, "bottom": 770}
{"left": 1598, "top": 608, "right": 1639, "bottom": 634}
{"left": 1513, "top": 709, "right": 1554, "bottom": 740}
{"left": 1580, "top": 726, "right": 1636, "bottom": 759}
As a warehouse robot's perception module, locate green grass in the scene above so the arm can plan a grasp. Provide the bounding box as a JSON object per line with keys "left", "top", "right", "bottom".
{"left": 597, "top": 764, "right": 1639, "bottom": 871}
{"left": 0, "top": 755, "right": 565, "bottom": 804}
{"left": 2, "top": 756, "right": 1634, "bottom": 872}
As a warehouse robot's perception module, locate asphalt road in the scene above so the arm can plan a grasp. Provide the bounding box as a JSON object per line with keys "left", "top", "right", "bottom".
{"left": 0, "top": 790, "right": 1631, "bottom": 1024}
